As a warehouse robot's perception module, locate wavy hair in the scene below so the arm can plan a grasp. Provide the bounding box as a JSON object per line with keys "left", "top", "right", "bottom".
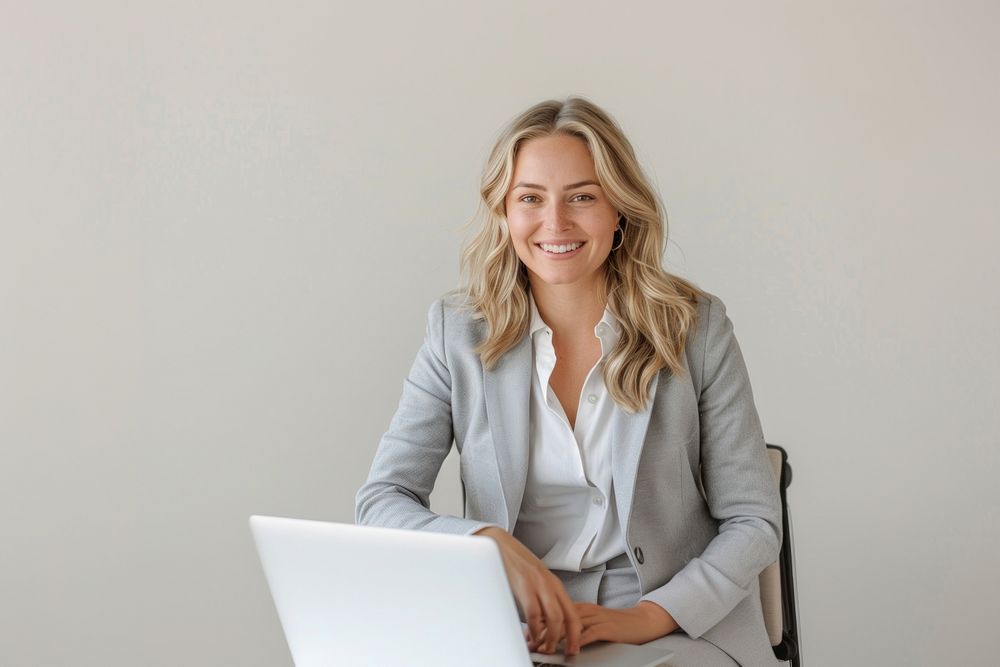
{"left": 450, "top": 96, "right": 706, "bottom": 414}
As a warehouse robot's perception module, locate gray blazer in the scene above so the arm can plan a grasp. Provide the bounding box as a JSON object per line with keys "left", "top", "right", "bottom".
{"left": 355, "top": 290, "right": 783, "bottom": 666}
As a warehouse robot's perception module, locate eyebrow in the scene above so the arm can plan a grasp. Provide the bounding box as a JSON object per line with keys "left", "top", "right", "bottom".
{"left": 512, "top": 180, "right": 601, "bottom": 191}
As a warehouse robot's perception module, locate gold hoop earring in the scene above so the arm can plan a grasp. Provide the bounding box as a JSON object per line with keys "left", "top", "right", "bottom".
{"left": 611, "top": 223, "right": 625, "bottom": 251}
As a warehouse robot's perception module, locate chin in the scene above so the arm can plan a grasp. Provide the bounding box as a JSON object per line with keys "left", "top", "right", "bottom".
{"left": 527, "top": 267, "right": 592, "bottom": 286}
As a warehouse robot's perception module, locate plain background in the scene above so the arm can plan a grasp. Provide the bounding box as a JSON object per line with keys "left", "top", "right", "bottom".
{"left": 3, "top": 1, "right": 998, "bottom": 665}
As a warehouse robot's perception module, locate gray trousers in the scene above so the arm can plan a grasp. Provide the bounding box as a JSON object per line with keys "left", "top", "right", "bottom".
{"left": 552, "top": 552, "right": 739, "bottom": 667}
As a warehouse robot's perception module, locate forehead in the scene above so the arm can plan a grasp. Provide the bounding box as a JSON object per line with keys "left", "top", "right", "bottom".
{"left": 512, "top": 134, "right": 596, "bottom": 181}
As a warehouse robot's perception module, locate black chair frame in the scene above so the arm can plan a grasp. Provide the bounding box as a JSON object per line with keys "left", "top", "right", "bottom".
{"left": 766, "top": 443, "right": 802, "bottom": 666}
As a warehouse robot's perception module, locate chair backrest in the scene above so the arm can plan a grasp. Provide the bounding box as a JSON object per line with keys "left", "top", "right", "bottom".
{"left": 760, "top": 444, "right": 801, "bottom": 666}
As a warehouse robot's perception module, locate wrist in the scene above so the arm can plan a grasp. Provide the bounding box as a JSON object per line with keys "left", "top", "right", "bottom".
{"left": 636, "top": 601, "right": 678, "bottom": 636}
{"left": 474, "top": 526, "right": 508, "bottom": 541}
{"left": 473, "top": 526, "right": 506, "bottom": 537}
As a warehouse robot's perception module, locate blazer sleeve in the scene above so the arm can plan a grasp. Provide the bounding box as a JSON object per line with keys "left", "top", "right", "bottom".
{"left": 639, "top": 294, "right": 783, "bottom": 639}
{"left": 354, "top": 297, "right": 500, "bottom": 536}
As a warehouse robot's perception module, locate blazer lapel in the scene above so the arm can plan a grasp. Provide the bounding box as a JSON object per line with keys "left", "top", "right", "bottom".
{"left": 483, "top": 332, "right": 532, "bottom": 531}
{"left": 483, "top": 327, "right": 666, "bottom": 537}
{"left": 610, "top": 370, "right": 660, "bottom": 540}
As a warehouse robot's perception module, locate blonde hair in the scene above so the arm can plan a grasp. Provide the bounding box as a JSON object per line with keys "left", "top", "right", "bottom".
{"left": 450, "top": 95, "right": 706, "bottom": 414}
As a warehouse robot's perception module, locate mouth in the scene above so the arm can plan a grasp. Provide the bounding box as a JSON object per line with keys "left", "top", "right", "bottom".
{"left": 535, "top": 241, "right": 586, "bottom": 258}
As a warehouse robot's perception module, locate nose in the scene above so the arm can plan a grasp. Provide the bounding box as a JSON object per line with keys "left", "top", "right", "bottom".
{"left": 543, "top": 200, "right": 573, "bottom": 232}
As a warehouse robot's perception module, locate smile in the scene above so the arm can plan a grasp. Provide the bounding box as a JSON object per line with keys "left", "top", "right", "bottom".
{"left": 536, "top": 241, "right": 586, "bottom": 258}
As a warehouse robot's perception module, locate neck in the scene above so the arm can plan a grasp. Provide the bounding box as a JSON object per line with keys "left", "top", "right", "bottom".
{"left": 528, "top": 272, "right": 607, "bottom": 336}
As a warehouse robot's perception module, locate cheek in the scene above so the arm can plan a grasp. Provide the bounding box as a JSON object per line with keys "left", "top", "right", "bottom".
{"left": 505, "top": 216, "right": 533, "bottom": 246}
{"left": 510, "top": 233, "right": 534, "bottom": 261}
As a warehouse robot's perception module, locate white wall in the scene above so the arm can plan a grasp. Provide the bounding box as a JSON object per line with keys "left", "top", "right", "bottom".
{"left": 3, "top": 2, "right": 998, "bottom": 665}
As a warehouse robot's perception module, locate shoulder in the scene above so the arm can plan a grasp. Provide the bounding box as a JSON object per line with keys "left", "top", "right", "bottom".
{"left": 697, "top": 289, "right": 728, "bottom": 330}
{"left": 423, "top": 289, "right": 484, "bottom": 348}
{"left": 686, "top": 285, "right": 736, "bottom": 334}
{"left": 683, "top": 288, "right": 736, "bottom": 385}
{"left": 658, "top": 273, "right": 724, "bottom": 346}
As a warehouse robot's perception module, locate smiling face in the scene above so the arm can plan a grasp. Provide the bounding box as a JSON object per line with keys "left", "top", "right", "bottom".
{"left": 503, "top": 133, "right": 620, "bottom": 293}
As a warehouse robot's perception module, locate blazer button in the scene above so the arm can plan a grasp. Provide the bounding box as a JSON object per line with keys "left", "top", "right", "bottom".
{"left": 634, "top": 546, "right": 644, "bottom": 564}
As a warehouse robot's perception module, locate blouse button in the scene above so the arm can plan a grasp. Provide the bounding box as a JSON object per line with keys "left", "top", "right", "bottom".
{"left": 587, "top": 394, "right": 597, "bottom": 404}
{"left": 634, "top": 546, "right": 645, "bottom": 564}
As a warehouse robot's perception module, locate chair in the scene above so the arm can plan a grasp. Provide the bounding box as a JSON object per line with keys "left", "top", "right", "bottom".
{"left": 760, "top": 443, "right": 802, "bottom": 666}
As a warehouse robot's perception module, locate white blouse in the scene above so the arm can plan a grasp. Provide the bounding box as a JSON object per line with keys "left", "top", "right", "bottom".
{"left": 511, "top": 291, "right": 627, "bottom": 572}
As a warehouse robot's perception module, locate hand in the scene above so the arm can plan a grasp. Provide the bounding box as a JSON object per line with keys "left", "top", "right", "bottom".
{"left": 574, "top": 601, "right": 680, "bottom": 648}
{"left": 474, "top": 527, "right": 582, "bottom": 656}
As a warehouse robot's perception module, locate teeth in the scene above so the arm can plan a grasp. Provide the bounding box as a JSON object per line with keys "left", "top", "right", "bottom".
{"left": 539, "top": 242, "right": 583, "bottom": 254}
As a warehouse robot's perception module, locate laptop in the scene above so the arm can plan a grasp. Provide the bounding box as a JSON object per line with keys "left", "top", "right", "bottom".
{"left": 250, "top": 515, "right": 674, "bottom": 666}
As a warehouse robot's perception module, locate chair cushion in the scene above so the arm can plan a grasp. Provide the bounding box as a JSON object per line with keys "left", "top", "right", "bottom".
{"left": 759, "top": 448, "right": 784, "bottom": 646}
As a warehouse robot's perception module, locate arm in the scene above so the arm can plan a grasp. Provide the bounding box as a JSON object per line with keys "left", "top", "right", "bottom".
{"left": 638, "top": 294, "right": 783, "bottom": 639}
{"left": 356, "top": 300, "right": 577, "bottom": 656}
{"left": 354, "top": 298, "right": 498, "bottom": 536}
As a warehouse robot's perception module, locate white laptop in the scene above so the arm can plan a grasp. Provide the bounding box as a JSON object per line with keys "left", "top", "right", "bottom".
{"left": 250, "top": 515, "right": 674, "bottom": 667}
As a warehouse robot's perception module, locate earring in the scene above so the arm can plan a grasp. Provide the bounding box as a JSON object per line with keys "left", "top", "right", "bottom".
{"left": 611, "top": 216, "right": 626, "bottom": 251}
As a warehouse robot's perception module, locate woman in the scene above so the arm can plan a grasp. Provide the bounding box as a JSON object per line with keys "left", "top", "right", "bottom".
{"left": 355, "top": 96, "right": 782, "bottom": 666}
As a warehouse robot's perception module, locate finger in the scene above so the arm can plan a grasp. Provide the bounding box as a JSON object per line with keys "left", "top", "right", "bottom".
{"left": 575, "top": 607, "right": 603, "bottom": 624}
{"left": 576, "top": 607, "right": 601, "bottom": 622}
{"left": 522, "top": 596, "right": 546, "bottom": 652}
{"left": 539, "top": 573, "right": 566, "bottom": 653}
{"left": 536, "top": 587, "right": 566, "bottom": 654}
{"left": 579, "top": 623, "right": 610, "bottom": 648}
{"left": 527, "top": 624, "right": 547, "bottom": 652}
{"left": 554, "top": 585, "right": 582, "bottom": 656}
